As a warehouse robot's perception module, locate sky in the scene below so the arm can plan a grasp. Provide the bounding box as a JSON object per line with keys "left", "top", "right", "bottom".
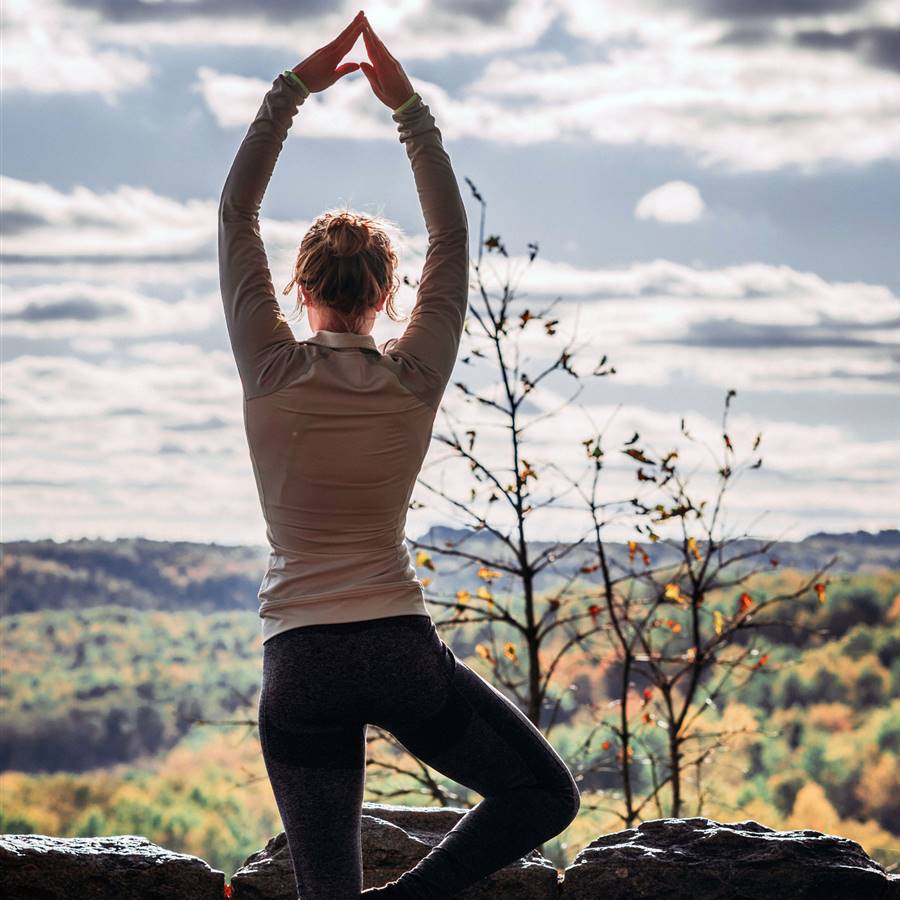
{"left": 1, "top": 0, "right": 899, "bottom": 550}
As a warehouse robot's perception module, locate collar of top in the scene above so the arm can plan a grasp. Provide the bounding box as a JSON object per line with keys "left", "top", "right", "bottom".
{"left": 306, "top": 329, "right": 379, "bottom": 352}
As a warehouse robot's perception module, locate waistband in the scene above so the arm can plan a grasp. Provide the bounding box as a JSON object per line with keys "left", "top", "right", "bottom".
{"left": 265, "top": 613, "right": 433, "bottom": 640}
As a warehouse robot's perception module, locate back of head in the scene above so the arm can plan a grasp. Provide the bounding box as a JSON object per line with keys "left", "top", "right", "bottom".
{"left": 281, "top": 208, "right": 407, "bottom": 333}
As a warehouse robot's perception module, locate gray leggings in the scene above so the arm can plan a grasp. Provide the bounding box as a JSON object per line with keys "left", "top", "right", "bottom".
{"left": 258, "top": 613, "right": 581, "bottom": 899}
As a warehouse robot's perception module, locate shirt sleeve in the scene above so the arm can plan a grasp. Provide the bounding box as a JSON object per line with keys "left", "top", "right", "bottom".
{"left": 382, "top": 93, "right": 470, "bottom": 412}
{"left": 218, "top": 73, "right": 309, "bottom": 400}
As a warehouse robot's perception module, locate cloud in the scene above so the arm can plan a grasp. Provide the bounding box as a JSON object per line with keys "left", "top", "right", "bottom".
{"left": 0, "top": 0, "right": 150, "bottom": 99}
{"left": 194, "top": 67, "right": 392, "bottom": 136}
{"left": 457, "top": 255, "right": 900, "bottom": 395}
{"left": 468, "top": 45, "right": 900, "bottom": 172}
{"left": 0, "top": 283, "right": 214, "bottom": 339}
{"left": 635, "top": 181, "right": 707, "bottom": 223}
{"left": 0, "top": 176, "right": 216, "bottom": 261}
{"left": 8, "top": 0, "right": 556, "bottom": 62}
{"left": 793, "top": 25, "right": 900, "bottom": 72}
{"left": 4, "top": 175, "right": 896, "bottom": 395}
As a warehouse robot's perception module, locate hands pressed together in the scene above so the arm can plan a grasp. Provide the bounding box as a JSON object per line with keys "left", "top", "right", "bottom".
{"left": 291, "top": 10, "right": 415, "bottom": 111}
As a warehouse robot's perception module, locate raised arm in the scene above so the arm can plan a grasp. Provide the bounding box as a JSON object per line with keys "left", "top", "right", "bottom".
{"left": 359, "top": 17, "right": 470, "bottom": 412}
{"left": 218, "top": 11, "right": 365, "bottom": 400}
{"left": 217, "top": 73, "right": 310, "bottom": 400}
{"left": 387, "top": 96, "right": 470, "bottom": 410}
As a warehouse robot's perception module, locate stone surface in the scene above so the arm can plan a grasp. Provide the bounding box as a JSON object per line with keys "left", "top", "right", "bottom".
{"left": 561, "top": 817, "right": 899, "bottom": 900}
{"left": 0, "top": 833, "right": 225, "bottom": 900}
{"left": 230, "top": 801, "right": 561, "bottom": 899}
{"left": 360, "top": 802, "right": 561, "bottom": 899}
{"left": 4, "top": 814, "right": 896, "bottom": 899}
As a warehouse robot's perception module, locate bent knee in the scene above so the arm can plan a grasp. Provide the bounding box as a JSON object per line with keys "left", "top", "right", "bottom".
{"left": 542, "top": 773, "right": 581, "bottom": 835}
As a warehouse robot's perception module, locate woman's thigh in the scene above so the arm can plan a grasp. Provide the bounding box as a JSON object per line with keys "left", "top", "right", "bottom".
{"left": 261, "top": 613, "right": 577, "bottom": 810}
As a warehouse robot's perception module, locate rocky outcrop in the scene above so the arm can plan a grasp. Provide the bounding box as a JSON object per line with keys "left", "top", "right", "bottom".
{"left": 0, "top": 833, "right": 225, "bottom": 899}
{"left": 230, "top": 803, "right": 560, "bottom": 899}
{"left": 561, "top": 817, "right": 899, "bottom": 900}
{"left": 2, "top": 813, "right": 897, "bottom": 899}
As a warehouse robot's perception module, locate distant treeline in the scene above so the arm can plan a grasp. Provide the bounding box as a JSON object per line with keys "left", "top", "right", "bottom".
{"left": 1, "top": 529, "right": 897, "bottom": 616}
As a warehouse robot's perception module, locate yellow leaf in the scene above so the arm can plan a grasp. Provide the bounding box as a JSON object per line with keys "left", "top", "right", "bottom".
{"left": 415, "top": 550, "right": 434, "bottom": 570}
{"left": 477, "top": 565, "right": 503, "bottom": 581}
{"left": 687, "top": 536, "right": 702, "bottom": 561}
{"left": 420, "top": 576, "right": 432, "bottom": 587}
{"left": 476, "top": 585, "right": 493, "bottom": 602}
{"left": 713, "top": 610, "right": 724, "bottom": 636}
{"left": 456, "top": 589, "right": 471, "bottom": 604}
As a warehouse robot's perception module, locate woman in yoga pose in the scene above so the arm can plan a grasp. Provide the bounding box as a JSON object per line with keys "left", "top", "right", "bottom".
{"left": 218, "top": 11, "right": 580, "bottom": 899}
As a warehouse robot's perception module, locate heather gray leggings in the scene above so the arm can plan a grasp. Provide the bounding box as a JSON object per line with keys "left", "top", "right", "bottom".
{"left": 258, "top": 613, "right": 580, "bottom": 899}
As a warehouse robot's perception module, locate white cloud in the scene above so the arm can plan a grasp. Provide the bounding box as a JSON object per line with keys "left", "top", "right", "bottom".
{"left": 0, "top": 176, "right": 216, "bottom": 260}
{"left": 1, "top": 282, "right": 215, "bottom": 339}
{"left": 635, "top": 180, "right": 707, "bottom": 223}
{"left": 0, "top": 0, "right": 150, "bottom": 100}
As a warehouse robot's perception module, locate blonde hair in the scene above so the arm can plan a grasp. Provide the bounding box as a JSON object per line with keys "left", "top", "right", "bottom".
{"left": 281, "top": 207, "right": 407, "bottom": 332}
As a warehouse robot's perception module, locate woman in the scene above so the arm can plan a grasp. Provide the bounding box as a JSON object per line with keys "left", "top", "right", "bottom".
{"left": 218, "top": 11, "right": 580, "bottom": 899}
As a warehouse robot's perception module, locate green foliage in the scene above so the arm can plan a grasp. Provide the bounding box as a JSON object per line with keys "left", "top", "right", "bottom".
{"left": 1, "top": 558, "right": 898, "bottom": 870}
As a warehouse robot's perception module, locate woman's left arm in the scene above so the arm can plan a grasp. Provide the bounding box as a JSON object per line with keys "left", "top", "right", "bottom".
{"left": 218, "top": 11, "right": 364, "bottom": 400}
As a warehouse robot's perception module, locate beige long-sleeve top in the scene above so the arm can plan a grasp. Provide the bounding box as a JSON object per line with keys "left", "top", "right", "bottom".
{"left": 218, "top": 73, "right": 469, "bottom": 643}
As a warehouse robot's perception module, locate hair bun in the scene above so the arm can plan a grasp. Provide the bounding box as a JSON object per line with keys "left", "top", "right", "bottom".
{"left": 325, "top": 215, "right": 367, "bottom": 258}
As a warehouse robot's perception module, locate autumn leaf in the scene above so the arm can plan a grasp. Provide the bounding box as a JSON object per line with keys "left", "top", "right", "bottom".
{"left": 628, "top": 540, "right": 637, "bottom": 562}
{"left": 687, "top": 536, "right": 702, "bottom": 561}
{"left": 456, "top": 589, "right": 470, "bottom": 605}
{"left": 588, "top": 604, "right": 601, "bottom": 623}
{"left": 714, "top": 610, "right": 725, "bottom": 636}
{"left": 415, "top": 550, "right": 434, "bottom": 570}
{"left": 601, "top": 739, "right": 611, "bottom": 751}
{"left": 623, "top": 447, "right": 654, "bottom": 465}
{"left": 520, "top": 460, "right": 538, "bottom": 482}
{"left": 814, "top": 583, "right": 827, "bottom": 605}
{"left": 739, "top": 592, "right": 753, "bottom": 613}
{"left": 503, "top": 642, "right": 518, "bottom": 663}
{"left": 475, "top": 643, "right": 492, "bottom": 660}
{"left": 667, "top": 619, "right": 683, "bottom": 633}
{"left": 642, "top": 711, "right": 652, "bottom": 724}
{"left": 477, "top": 565, "right": 503, "bottom": 581}
{"left": 642, "top": 687, "right": 653, "bottom": 704}
{"left": 476, "top": 585, "right": 493, "bottom": 603}
{"left": 580, "top": 562, "right": 600, "bottom": 573}
{"left": 420, "top": 576, "right": 432, "bottom": 587}
{"left": 484, "top": 235, "right": 504, "bottom": 254}
{"left": 664, "top": 583, "right": 686, "bottom": 604}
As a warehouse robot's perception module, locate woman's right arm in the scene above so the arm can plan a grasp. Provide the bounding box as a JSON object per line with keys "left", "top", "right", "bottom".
{"left": 386, "top": 93, "right": 470, "bottom": 411}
